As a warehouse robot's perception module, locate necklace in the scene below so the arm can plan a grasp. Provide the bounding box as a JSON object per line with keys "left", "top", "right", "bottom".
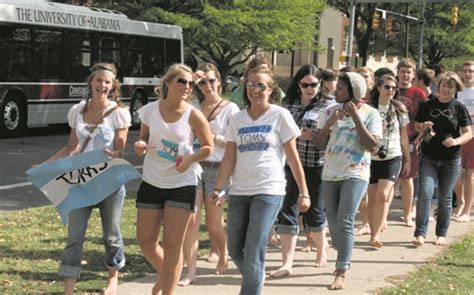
{"left": 90, "top": 101, "right": 111, "bottom": 116}
{"left": 248, "top": 105, "right": 270, "bottom": 121}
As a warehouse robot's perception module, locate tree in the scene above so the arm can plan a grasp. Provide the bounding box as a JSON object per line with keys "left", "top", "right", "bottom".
{"left": 328, "top": 1, "right": 474, "bottom": 68}
{"left": 407, "top": 2, "right": 474, "bottom": 68}
{"left": 91, "top": 0, "right": 326, "bottom": 78}
{"left": 328, "top": 0, "right": 378, "bottom": 66}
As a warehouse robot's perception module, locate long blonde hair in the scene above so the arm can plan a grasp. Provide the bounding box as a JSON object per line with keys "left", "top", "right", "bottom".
{"left": 158, "top": 63, "right": 193, "bottom": 100}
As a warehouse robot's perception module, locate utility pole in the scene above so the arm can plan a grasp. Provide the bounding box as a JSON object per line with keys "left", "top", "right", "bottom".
{"left": 346, "top": 0, "right": 356, "bottom": 66}
{"left": 417, "top": 1, "right": 425, "bottom": 69}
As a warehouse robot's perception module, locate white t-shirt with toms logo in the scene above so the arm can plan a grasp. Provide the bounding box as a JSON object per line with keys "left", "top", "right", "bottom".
{"left": 225, "top": 104, "right": 300, "bottom": 196}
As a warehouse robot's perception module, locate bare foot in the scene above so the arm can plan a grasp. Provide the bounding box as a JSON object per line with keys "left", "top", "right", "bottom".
{"left": 301, "top": 246, "right": 313, "bottom": 252}
{"left": 103, "top": 270, "right": 118, "bottom": 295}
{"left": 103, "top": 278, "right": 118, "bottom": 295}
{"left": 429, "top": 216, "right": 435, "bottom": 222}
{"left": 402, "top": 216, "right": 415, "bottom": 227}
{"left": 329, "top": 270, "right": 345, "bottom": 290}
{"left": 369, "top": 238, "right": 383, "bottom": 249}
{"left": 152, "top": 282, "right": 162, "bottom": 295}
{"left": 355, "top": 224, "right": 371, "bottom": 236}
{"left": 315, "top": 244, "right": 328, "bottom": 267}
{"left": 207, "top": 252, "right": 219, "bottom": 263}
{"left": 269, "top": 268, "right": 292, "bottom": 278}
{"left": 268, "top": 235, "right": 279, "bottom": 247}
{"left": 412, "top": 236, "right": 425, "bottom": 247}
{"left": 177, "top": 276, "right": 196, "bottom": 287}
{"left": 434, "top": 236, "right": 448, "bottom": 246}
{"left": 215, "top": 256, "right": 228, "bottom": 275}
{"left": 456, "top": 214, "right": 471, "bottom": 223}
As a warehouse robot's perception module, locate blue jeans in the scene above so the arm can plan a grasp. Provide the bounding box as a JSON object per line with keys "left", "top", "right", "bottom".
{"left": 227, "top": 194, "right": 283, "bottom": 295}
{"left": 59, "top": 186, "right": 126, "bottom": 278}
{"left": 322, "top": 179, "right": 368, "bottom": 271}
{"left": 415, "top": 155, "right": 461, "bottom": 238}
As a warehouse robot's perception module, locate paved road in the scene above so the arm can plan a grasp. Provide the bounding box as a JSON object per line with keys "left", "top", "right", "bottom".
{"left": 118, "top": 202, "right": 474, "bottom": 294}
{"left": 0, "top": 125, "right": 142, "bottom": 212}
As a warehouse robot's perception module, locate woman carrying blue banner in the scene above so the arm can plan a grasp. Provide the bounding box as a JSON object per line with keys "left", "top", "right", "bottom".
{"left": 133, "top": 63, "right": 214, "bottom": 295}
{"left": 44, "top": 62, "right": 131, "bottom": 295}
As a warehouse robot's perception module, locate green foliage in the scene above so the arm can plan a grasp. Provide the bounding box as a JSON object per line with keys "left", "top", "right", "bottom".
{"left": 93, "top": 0, "right": 325, "bottom": 77}
{"left": 0, "top": 195, "right": 215, "bottom": 293}
{"left": 329, "top": 1, "right": 474, "bottom": 68}
{"left": 384, "top": 234, "right": 474, "bottom": 294}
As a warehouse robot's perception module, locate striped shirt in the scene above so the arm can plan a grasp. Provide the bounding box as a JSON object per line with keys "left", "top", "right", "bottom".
{"left": 283, "top": 95, "right": 336, "bottom": 167}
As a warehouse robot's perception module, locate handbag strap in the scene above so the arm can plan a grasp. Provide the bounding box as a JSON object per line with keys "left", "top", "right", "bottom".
{"left": 206, "top": 99, "right": 226, "bottom": 122}
{"left": 79, "top": 105, "right": 119, "bottom": 153}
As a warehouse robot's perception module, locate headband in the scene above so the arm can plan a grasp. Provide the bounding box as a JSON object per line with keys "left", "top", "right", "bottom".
{"left": 91, "top": 68, "right": 116, "bottom": 79}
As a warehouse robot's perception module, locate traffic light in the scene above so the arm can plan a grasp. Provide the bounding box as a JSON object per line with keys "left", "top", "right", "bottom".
{"left": 451, "top": 4, "right": 458, "bottom": 26}
{"left": 372, "top": 12, "right": 380, "bottom": 30}
{"left": 385, "top": 15, "right": 393, "bottom": 32}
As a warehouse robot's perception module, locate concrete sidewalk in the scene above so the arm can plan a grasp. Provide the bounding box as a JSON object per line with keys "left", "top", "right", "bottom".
{"left": 118, "top": 200, "right": 474, "bottom": 294}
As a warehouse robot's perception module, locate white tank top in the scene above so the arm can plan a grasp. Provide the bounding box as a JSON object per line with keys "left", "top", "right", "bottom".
{"left": 139, "top": 100, "right": 201, "bottom": 188}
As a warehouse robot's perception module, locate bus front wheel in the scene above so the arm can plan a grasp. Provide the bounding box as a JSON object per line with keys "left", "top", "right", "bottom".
{"left": 0, "top": 94, "right": 27, "bottom": 138}
{"left": 130, "top": 93, "right": 146, "bottom": 128}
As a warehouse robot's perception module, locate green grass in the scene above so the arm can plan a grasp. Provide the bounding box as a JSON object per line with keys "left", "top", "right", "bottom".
{"left": 0, "top": 195, "right": 213, "bottom": 294}
{"left": 383, "top": 234, "right": 474, "bottom": 294}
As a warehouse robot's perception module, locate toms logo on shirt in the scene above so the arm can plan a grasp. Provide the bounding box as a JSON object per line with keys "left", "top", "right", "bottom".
{"left": 158, "top": 138, "right": 179, "bottom": 162}
{"left": 237, "top": 125, "right": 272, "bottom": 152}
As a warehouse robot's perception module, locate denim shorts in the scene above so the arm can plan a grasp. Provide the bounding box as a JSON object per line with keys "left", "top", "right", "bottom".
{"left": 198, "top": 164, "right": 230, "bottom": 198}
{"left": 136, "top": 181, "right": 196, "bottom": 212}
{"left": 369, "top": 156, "right": 402, "bottom": 184}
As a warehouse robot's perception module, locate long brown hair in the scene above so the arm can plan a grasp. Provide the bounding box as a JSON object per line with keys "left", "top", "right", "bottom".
{"left": 82, "top": 62, "right": 124, "bottom": 114}
{"left": 370, "top": 74, "right": 407, "bottom": 114}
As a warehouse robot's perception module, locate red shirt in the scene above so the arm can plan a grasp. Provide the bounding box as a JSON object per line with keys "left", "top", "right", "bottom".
{"left": 398, "top": 86, "right": 428, "bottom": 141}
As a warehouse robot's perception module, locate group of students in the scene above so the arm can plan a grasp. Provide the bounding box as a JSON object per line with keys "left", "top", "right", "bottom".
{"left": 43, "top": 56, "right": 473, "bottom": 295}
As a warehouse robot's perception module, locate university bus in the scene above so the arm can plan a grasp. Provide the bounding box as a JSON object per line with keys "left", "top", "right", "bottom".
{"left": 0, "top": 0, "right": 183, "bottom": 137}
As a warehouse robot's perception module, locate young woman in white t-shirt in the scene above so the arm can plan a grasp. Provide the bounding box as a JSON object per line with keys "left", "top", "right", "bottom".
{"left": 45, "top": 63, "right": 131, "bottom": 295}
{"left": 133, "top": 64, "right": 213, "bottom": 295}
{"left": 210, "top": 64, "right": 309, "bottom": 295}
{"left": 178, "top": 63, "right": 239, "bottom": 286}
{"left": 367, "top": 74, "right": 411, "bottom": 248}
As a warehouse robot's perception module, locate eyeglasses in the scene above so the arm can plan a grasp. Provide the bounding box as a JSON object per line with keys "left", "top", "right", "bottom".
{"left": 299, "top": 82, "right": 319, "bottom": 88}
{"left": 383, "top": 85, "right": 396, "bottom": 91}
{"left": 197, "top": 79, "right": 217, "bottom": 87}
{"left": 245, "top": 82, "right": 267, "bottom": 91}
{"left": 176, "top": 78, "right": 195, "bottom": 88}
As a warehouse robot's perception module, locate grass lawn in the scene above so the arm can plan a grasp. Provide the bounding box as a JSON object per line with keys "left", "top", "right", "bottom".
{"left": 0, "top": 195, "right": 213, "bottom": 294}
{"left": 383, "top": 233, "right": 474, "bottom": 294}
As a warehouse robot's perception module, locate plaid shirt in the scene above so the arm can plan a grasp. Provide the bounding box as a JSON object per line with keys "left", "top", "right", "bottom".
{"left": 283, "top": 96, "right": 336, "bottom": 167}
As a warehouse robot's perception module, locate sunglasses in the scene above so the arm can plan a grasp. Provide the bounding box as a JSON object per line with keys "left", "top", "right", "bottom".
{"left": 383, "top": 85, "right": 396, "bottom": 91}
{"left": 176, "top": 78, "right": 195, "bottom": 88}
{"left": 245, "top": 81, "right": 267, "bottom": 91}
{"left": 299, "top": 82, "right": 319, "bottom": 88}
{"left": 197, "top": 78, "right": 217, "bottom": 87}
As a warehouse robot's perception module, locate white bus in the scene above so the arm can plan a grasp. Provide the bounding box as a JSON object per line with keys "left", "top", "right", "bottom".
{"left": 0, "top": 0, "right": 183, "bottom": 137}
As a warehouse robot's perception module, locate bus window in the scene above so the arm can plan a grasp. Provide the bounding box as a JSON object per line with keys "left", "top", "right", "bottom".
{"left": 165, "top": 39, "right": 181, "bottom": 68}
{"left": 0, "top": 26, "right": 32, "bottom": 81}
{"left": 99, "top": 35, "right": 121, "bottom": 66}
{"left": 34, "top": 29, "right": 64, "bottom": 81}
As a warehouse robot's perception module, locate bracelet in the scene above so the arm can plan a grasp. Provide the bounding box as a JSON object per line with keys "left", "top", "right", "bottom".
{"left": 299, "top": 192, "right": 310, "bottom": 199}
{"left": 213, "top": 187, "right": 223, "bottom": 193}
{"left": 324, "top": 123, "right": 332, "bottom": 130}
